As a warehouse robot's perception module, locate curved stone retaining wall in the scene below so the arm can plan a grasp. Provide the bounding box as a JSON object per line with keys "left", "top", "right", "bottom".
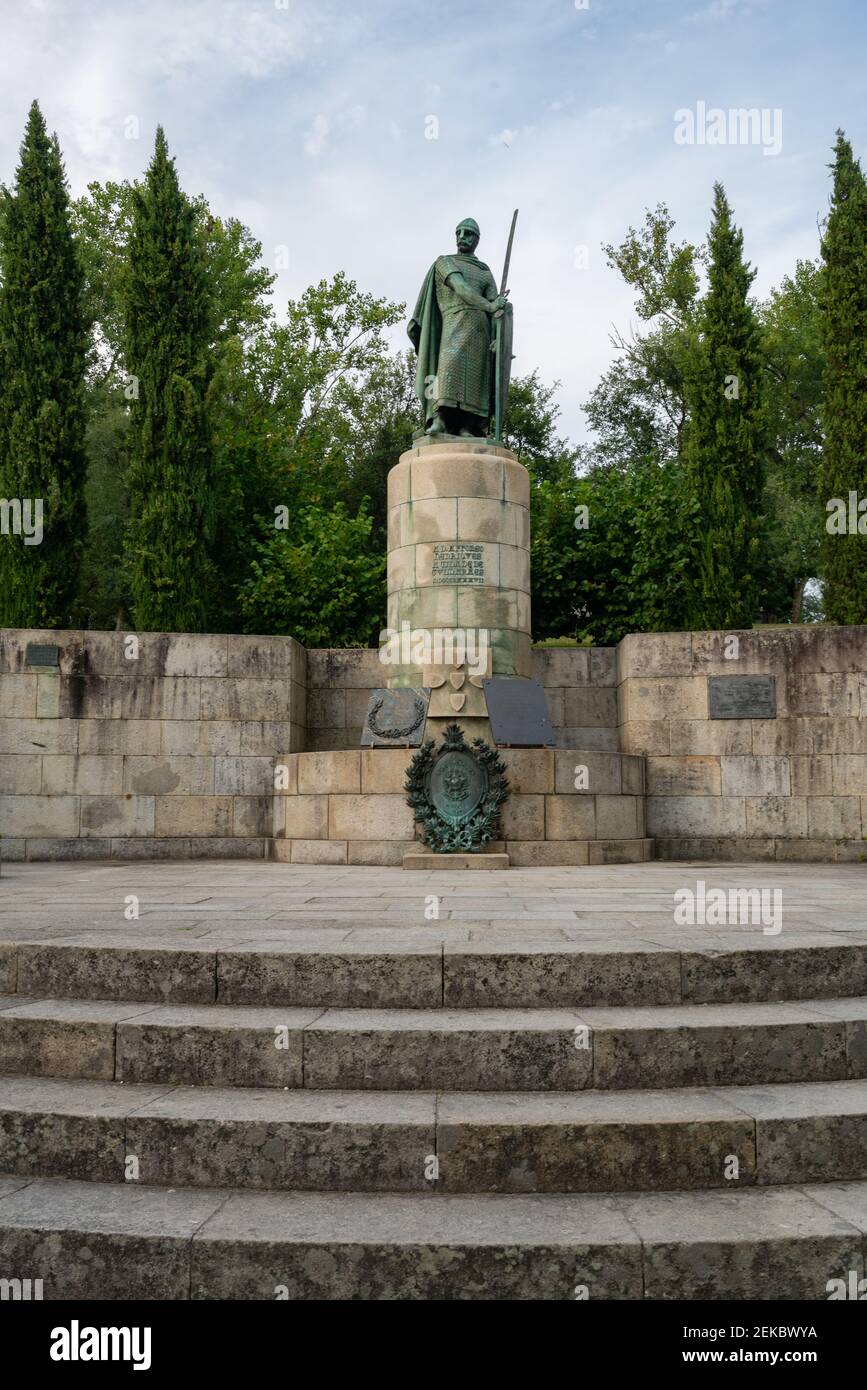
{"left": 272, "top": 748, "right": 651, "bottom": 867}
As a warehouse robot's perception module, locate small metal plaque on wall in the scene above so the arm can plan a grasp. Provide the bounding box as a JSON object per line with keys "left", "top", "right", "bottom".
{"left": 24, "top": 643, "right": 60, "bottom": 668}
{"left": 483, "top": 677, "right": 556, "bottom": 746}
{"left": 709, "top": 675, "right": 776, "bottom": 720}
{"left": 361, "top": 687, "right": 430, "bottom": 747}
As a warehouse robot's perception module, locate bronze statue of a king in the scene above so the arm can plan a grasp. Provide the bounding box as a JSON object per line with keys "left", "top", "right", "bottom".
{"left": 407, "top": 216, "right": 513, "bottom": 439}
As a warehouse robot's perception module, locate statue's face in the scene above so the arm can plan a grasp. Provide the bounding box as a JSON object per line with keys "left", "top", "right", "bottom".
{"left": 456, "top": 225, "right": 479, "bottom": 254}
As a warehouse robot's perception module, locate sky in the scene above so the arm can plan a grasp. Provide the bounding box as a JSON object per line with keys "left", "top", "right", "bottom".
{"left": 1, "top": 0, "right": 865, "bottom": 440}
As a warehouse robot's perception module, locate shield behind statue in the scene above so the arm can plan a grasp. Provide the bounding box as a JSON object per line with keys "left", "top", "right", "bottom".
{"left": 496, "top": 303, "right": 515, "bottom": 423}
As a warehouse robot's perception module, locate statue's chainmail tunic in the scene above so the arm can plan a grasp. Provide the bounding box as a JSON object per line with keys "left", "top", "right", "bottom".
{"left": 433, "top": 254, "right": 497, "bottom": 418}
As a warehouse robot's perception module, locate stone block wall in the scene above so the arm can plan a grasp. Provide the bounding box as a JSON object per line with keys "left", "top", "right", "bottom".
{"left": 0, "top": 629, "right": 305, "bottom": 860}
{"left": 306, "top": 649, "right": 383, "bottom": 751}
{"left": 272, "top": 747, "right": 650, "bottom": 867}
{"left": 531, "top": 647, "right": 619, "bottom": 750}
{"left": 3, "top": 624, "right": 865, "bottom": 863}
{"left": 305, "top": 645, "right": 620, "bottom": 752}
{"left": 617, "top": 627, "right": 867, "bottom": 862}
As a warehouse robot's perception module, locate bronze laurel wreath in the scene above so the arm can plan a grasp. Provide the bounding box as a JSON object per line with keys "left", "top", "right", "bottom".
{"left": 404, "top": 723, "right": 509, "bottom": 852}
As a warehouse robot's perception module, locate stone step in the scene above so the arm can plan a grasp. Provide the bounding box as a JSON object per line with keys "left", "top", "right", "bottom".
{"left": 2, "top": 1075, "right": 866, "bottom": 1193}
{"left": 7, "top": 934, "right": 867, "bottom": 1009}
{"left": 1, "top": 1173, "right": 864, "bottom": 1299}
{"left": 2, "top": 995, "right": 866, "bottom": 1091}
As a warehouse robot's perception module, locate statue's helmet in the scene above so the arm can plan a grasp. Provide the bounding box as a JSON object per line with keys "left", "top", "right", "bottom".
{"left": 456, "top": 217, "right": 480, "bottom": 238}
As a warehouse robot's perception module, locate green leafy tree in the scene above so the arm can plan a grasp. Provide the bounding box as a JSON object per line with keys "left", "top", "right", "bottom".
{"left": 122, "top": 128, "right": 216, "bottom": 631}
{"left": 531, "top": 460, "right": 696, "bottom": 644}
{"left": 208, "top": 272, "right": 405, "bottom": 629}
{"left": 589, "top": 204, "right": 705, "bottom": 469}
{"left": 71, "top": 178, "right": 275, "bottom": 382}
{"left": 71, "top": 177, "right": 274, "bottom": 627}
{"left": 0, "top": 100, "right": 87, "bottom": 626}
{"left": 254, "top": 270, "right": 406, "bottom": 513}
{"left": 238, "top": 504, "right": 386, "bottom": 647}
{"left": 76, "top": 381, "right": 132, "bottom": 629}
{"left": 504, "top": 371, "right": 580, "bottom": 485}
{"left": 586, "top": 205, "right": 825, "bottom": 626}
{"left": 528, "top": 207, "right": 704, "bottom": 641}
{"left": 684, "top": 184, "right": 766, "bottom": 629}
{"left": 323, "top": 349, "right": 417, "bottom": 536}
{"left": 759, "top": 259, "right": 826, "bottom": 621}
{"left": 819, "top": 131, "right": 867, "bottom": 623}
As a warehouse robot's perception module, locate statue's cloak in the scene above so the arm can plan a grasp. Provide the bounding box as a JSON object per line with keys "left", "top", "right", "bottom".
{"left": 407, "top": 254, "right": 497, "bottom": 423}
{"left": 407, "top": 262, "right": 441, "bottom": 415}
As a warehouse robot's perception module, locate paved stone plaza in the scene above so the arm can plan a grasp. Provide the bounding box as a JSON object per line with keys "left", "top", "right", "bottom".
{"left": 2, "top": 858, "right": 866, "bottom": 941}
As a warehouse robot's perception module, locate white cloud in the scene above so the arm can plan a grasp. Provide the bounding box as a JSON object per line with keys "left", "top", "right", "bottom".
{"left": 304, "top": 114, "right": 329, "bottom": 158}
{"left": 687, "top": 0, "right": 761, "bottom": 23}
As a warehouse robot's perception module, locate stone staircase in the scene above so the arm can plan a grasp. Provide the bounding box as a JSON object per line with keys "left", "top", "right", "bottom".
{"left": 1, "top": 933, "right": 867, "bottom": 1299}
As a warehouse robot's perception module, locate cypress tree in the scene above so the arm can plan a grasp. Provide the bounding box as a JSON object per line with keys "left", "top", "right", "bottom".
{"left": 123, "top": 127, "right": 215, "bottom": 631}
{"left": 685, "top": 183, "right": 766, "bottom": 629}
{"left": 0, "top": 100, "right": 87, "bottom": 627}
{"left": 819, "top": 131, "right": 867, "bottom": 624}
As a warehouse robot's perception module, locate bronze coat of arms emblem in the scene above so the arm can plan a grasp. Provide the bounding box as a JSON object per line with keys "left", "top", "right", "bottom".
{"left": 404, "top": 723, "right": 509, "bottom": 853}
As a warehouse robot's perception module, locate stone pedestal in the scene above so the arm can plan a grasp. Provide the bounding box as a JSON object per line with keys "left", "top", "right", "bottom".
{"left": 271, "top": 747, "right": 652, "bottom": 867}
{"left": 385, "top": 437, "right": 531, "bottom": 742}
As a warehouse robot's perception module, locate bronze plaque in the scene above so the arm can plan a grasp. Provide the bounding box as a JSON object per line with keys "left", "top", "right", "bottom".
{"left": 709, "top": 675, "right": 776, "bottom": 720}
{"left": 24, "top": 643, "right": 60, "bottom": 668}
{"left": 483, "top": 677, "right": 556, "bottom": 746}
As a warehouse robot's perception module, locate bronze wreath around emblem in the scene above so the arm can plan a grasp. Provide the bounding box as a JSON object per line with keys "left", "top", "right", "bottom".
{"left": 404, "top": 722, "right": 509, "bottom": 853}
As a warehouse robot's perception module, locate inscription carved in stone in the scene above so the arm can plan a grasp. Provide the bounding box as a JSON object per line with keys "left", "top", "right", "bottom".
{"left": 431, "top": 542, "right": 485, "bottom": 585}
